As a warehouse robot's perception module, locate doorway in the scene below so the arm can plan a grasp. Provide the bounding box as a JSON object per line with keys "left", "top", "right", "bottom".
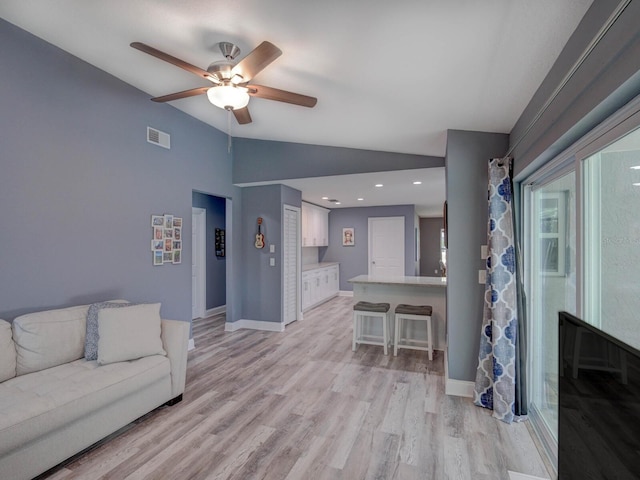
{"left": 368, "top": 216, "right": 405, "bottom": 276}
{"left": 192, "top": 192, "right": 228, "bottom": 321}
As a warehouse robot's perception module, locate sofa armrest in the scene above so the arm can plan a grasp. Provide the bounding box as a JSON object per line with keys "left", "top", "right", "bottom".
{"left": 160, "top": 319, "right": 190, "bottom": 398}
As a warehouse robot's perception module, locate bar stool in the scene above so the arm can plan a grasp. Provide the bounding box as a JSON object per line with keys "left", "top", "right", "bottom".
{"left": 394, "top": 304, "right": 433, "bottom": 360}
{"left": 352, "top": 301, "right": 392, "bottom": 355}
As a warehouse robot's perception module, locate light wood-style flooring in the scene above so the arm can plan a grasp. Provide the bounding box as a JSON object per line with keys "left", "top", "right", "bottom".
{"left": 40, "top": 296, "right": 549, "bottom": 480}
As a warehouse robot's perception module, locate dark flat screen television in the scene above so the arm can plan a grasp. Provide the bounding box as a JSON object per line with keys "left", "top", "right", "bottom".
{"left": 559, "top": 311, "right": 640, "bottom": 479}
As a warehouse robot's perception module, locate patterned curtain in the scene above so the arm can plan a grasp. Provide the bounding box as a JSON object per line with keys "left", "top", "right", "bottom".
{"left": 474, "top": 157, "right": 527, "bottom": 424}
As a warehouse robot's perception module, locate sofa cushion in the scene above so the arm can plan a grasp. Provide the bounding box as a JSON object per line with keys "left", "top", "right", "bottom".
{"left": 97, "top": 303, "right": 166, "bottom": 365}
{"left": 13, "top": 305, "right": 89, "bottom": 376}
{"left": 0, "top": 355, "right": 170, "bottom": 457}
{"left": 84, "top": 300, "right": 130, "bottom": 361}
{"left": 0, "top": 320, "right": 16, "bottom": 382}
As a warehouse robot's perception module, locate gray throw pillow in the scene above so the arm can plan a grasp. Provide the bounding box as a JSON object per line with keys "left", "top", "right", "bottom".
{"left": 84, "top": 301, "right": 130, "bottom": 360}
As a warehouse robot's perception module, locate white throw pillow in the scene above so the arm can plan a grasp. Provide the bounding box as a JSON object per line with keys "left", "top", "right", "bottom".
{"left": 13, "top": 304, "right": 88, "bottom": 375}
{"left": 97, "top": 303, "right": 166, "bottom": 365}
{"left": 0, "top": 320, "right": 17, "bottom": 382}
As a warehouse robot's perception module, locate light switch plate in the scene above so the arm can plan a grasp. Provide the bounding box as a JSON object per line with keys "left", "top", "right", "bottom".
{"left": 269, "top": 257, "right": 275, "bottom": 267}
{"left": 269, "top": 244, "right": 275, "bottom": 253}
{"left": 481, "top": 245, "right": 488, "bottom": 260}
{"left": 478, "top": 270, "right": 486, "bottom": 284}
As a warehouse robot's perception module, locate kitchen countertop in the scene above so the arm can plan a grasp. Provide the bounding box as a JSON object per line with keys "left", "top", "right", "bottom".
{"left": 348, "top": 275, "right": 447, "bottom": 287}
{"left": 302, "top": 262, "right": 340, "bottom": 272}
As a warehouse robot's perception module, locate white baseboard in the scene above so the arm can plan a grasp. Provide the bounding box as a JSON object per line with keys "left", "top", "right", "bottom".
{"left": 188, "top": 338, "right": 195, "bottom": 351}
{"left": 508, "top": 471, "right": 549, "bottom": 480}
{"left": 445, "top": 378, "right": 475, "bottom": 398}
{"left": 205, "top": 305, "right": 226, "bottom": 317}
{"left": 225, "top": 319, "right": 285, "bottom": 333}
{"left": 338, "top": 290, "right": 354, "bottom": 297}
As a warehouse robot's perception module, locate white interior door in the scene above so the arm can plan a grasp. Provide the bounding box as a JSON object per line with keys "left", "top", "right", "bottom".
{"left": 283, "top": 205, "right": 300, "bottom": 325}
{"left": 192, "top": 208, "right": 206, "bottom": 319}
{"left": 368, "top": 216, "right": 405, "bottom": 276}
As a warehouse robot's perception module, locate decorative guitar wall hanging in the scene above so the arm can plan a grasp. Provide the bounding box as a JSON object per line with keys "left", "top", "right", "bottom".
{"left": 255, "top": 217, "right": 265, "bottom": 249}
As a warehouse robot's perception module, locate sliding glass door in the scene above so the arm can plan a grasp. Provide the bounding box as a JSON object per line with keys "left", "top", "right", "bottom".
{"left": 523, "top": 99, "right": 640, "bottom": 471}
{"left": 582, "top": 125, "right": 640, "bottom": 349}
{"left": 526, "top": 170, "right": 577, "bottom": 453}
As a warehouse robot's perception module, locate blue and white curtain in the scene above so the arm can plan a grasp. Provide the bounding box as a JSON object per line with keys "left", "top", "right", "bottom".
{"left": 474, "top": 157, "right": 527, "bottom": 424}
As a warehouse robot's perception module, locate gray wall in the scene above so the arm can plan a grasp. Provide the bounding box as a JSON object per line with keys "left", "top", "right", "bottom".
{"left": 192, "top": 192, "right": 226, "bottom": 310}
{"left": 321, "top": 205, "right": 417, "bottom": 291}
{"left": 420, "top": 217, "right": 444, "bottom": 276}
{"left": 445, "top": 130, "right": 509, "bottom": 382}
{"left": 0, "top": 19, "right": 243, "bottom": 323}
{"left": 233, "top": 138, "right": 443, "bottom": 184}
{"left": 240, "top": 184, "right": 301, "bottom": 323}
{"left": 511, "top": 0, "right": 640, "bottom": 179}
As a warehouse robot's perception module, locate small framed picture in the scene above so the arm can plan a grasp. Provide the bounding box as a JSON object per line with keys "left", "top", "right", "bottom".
{"left": 163, "top": 252, "right": 173, "bottom": 262}
{"left": 153, "top": 250, "right": 164, "bottom": 266}
{"left": 173, "top": 217, "right": 182, "bottom": 228}
{"left": 164, "top": 214, "right": 173, "bottom": 229}
{"left": 152, "top": 239, "right": 163, "bottom": 251}
{"left": 154, "top": 227, "right": 163, "bottom": 240}
{"left": 174, "top": 227, "right": 181, "bottom": 240}
{"left": 343, "top": 227, "right": 355, "bottom": 246}
{"left": 164, "top": 238, "right": 173, "bottom": 252}
{"left": 173, "top": 240, "right": 181, "bottom": 250}
{"left": 152, "top": 215, "right": 164, "bottom": 227}
{"left": 164, "top": 228, "right": 173, "bottom": 239}
{"left": 172, "top": 250, "right": 182, "bottom": 264}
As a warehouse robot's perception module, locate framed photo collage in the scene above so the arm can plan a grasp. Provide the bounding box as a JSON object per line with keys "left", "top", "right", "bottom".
{"left": 152, "top": 214, "right": 182, "bottom": 266}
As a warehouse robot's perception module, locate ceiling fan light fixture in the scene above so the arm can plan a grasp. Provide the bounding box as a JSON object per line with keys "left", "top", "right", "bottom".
{"left": 207, "top": 85, "right": 250, "bottom": 110}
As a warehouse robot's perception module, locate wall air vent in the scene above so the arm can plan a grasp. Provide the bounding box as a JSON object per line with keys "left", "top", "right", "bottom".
{"left": 147, "top": 127, "right": 171, "bottom": 149}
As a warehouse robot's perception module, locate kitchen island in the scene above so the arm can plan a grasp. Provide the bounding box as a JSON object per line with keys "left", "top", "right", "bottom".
{"left": 348, "top": 275, "right": 447, "bottom": 351}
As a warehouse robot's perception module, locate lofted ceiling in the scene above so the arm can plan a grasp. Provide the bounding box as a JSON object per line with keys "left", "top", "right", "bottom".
{"left": 0, "top": 1, "right": 592, "bottom": 216}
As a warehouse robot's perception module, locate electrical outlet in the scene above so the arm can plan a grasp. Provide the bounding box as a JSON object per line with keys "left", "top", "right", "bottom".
{"left": 269, "top": 258, "right": 275, "bottom": 267}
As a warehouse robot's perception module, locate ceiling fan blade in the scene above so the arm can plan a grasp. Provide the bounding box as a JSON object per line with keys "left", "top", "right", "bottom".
{"left": 130, "top": 42, "right": 217, "bottom": 83}
{"left": 231, "top": 41, "right": 282, "bottom": 83}
{"left": 247, "top": 84, "right": 317, "bottom": 108}
{"left": 151, "top": 87, "right": 210, "bottom": 103}
{"left": 233, "top": 107, "right": 252, "bottom": 124}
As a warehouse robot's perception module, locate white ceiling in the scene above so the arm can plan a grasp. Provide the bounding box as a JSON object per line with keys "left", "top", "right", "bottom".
{"left": 0, "top": 0, "right": 592, "bottom": 216}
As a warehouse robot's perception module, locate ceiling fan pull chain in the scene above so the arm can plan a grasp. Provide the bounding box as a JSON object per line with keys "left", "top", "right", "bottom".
{"left": 227, "top": 109, "right": 232, "bottom": 153}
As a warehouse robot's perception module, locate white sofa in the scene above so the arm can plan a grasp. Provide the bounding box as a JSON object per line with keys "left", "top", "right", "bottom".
{"left": 0, "top": 301, "right": 190, "bottom": 480}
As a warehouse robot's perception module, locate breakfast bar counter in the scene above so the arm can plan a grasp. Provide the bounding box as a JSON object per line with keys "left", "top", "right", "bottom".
{"left": 348, "top": 275, "right": 447, "bottom": 351}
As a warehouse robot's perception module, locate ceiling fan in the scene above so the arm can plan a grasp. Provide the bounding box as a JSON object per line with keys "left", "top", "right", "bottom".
{"left": 130, "top": 40, "right": 317, "bottom": 125}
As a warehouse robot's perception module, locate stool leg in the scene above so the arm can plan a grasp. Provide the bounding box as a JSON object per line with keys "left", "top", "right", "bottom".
{"left": 427, "top": 316, "right": 433, "bottom": 361}
{"left": 352, "top": 311, "right": 358, "bottom": 352}
{"left": 393, "top": 314, "right": 399, "bottom": 356}
{"left": 382, "top": 313, "right": 388, "bottom": 355}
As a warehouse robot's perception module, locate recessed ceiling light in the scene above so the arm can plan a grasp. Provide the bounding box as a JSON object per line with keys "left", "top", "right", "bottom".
{"left": 631, "top": 166, "right": 640, "bottom": 170}
{"left": 357, "top": 198, "right": 364, "bottom": 201}
{"left": 375, "top": 184, "right": 383, "bottom": 187}
{"left": 335, "top": 202, "right": 341, "bottom": 205}
{"left": 413, "top": 181, "right": 422, "bottom": 185}
{"left": 633, "top": 183, "right": 640, "bottom": 186}
{"left": 321, "top": 196, "right": 329, "bottom": 200}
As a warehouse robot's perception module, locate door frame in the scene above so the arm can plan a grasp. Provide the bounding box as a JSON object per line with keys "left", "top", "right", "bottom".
{"left": 192, "top": 207, "right": 206, "bottom": 320}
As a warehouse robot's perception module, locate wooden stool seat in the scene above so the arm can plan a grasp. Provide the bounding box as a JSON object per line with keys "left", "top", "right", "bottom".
{"left": 352, "top": 302, "right": 392, "bottom": 355}
{"left": 394, "top": 304, "right": 433, "bottom": 360}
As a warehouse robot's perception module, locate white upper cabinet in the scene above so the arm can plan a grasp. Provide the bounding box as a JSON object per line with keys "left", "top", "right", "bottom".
{"left": 301, "top": 202, "right": 329, "bottom": 247}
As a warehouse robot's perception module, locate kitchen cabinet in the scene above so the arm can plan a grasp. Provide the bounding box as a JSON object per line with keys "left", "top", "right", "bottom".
{"left": 301, "top": 202, "right": 329, "bottom": 247}
{"left": 302, "top": 263, "right": 339, "bottom": 311}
